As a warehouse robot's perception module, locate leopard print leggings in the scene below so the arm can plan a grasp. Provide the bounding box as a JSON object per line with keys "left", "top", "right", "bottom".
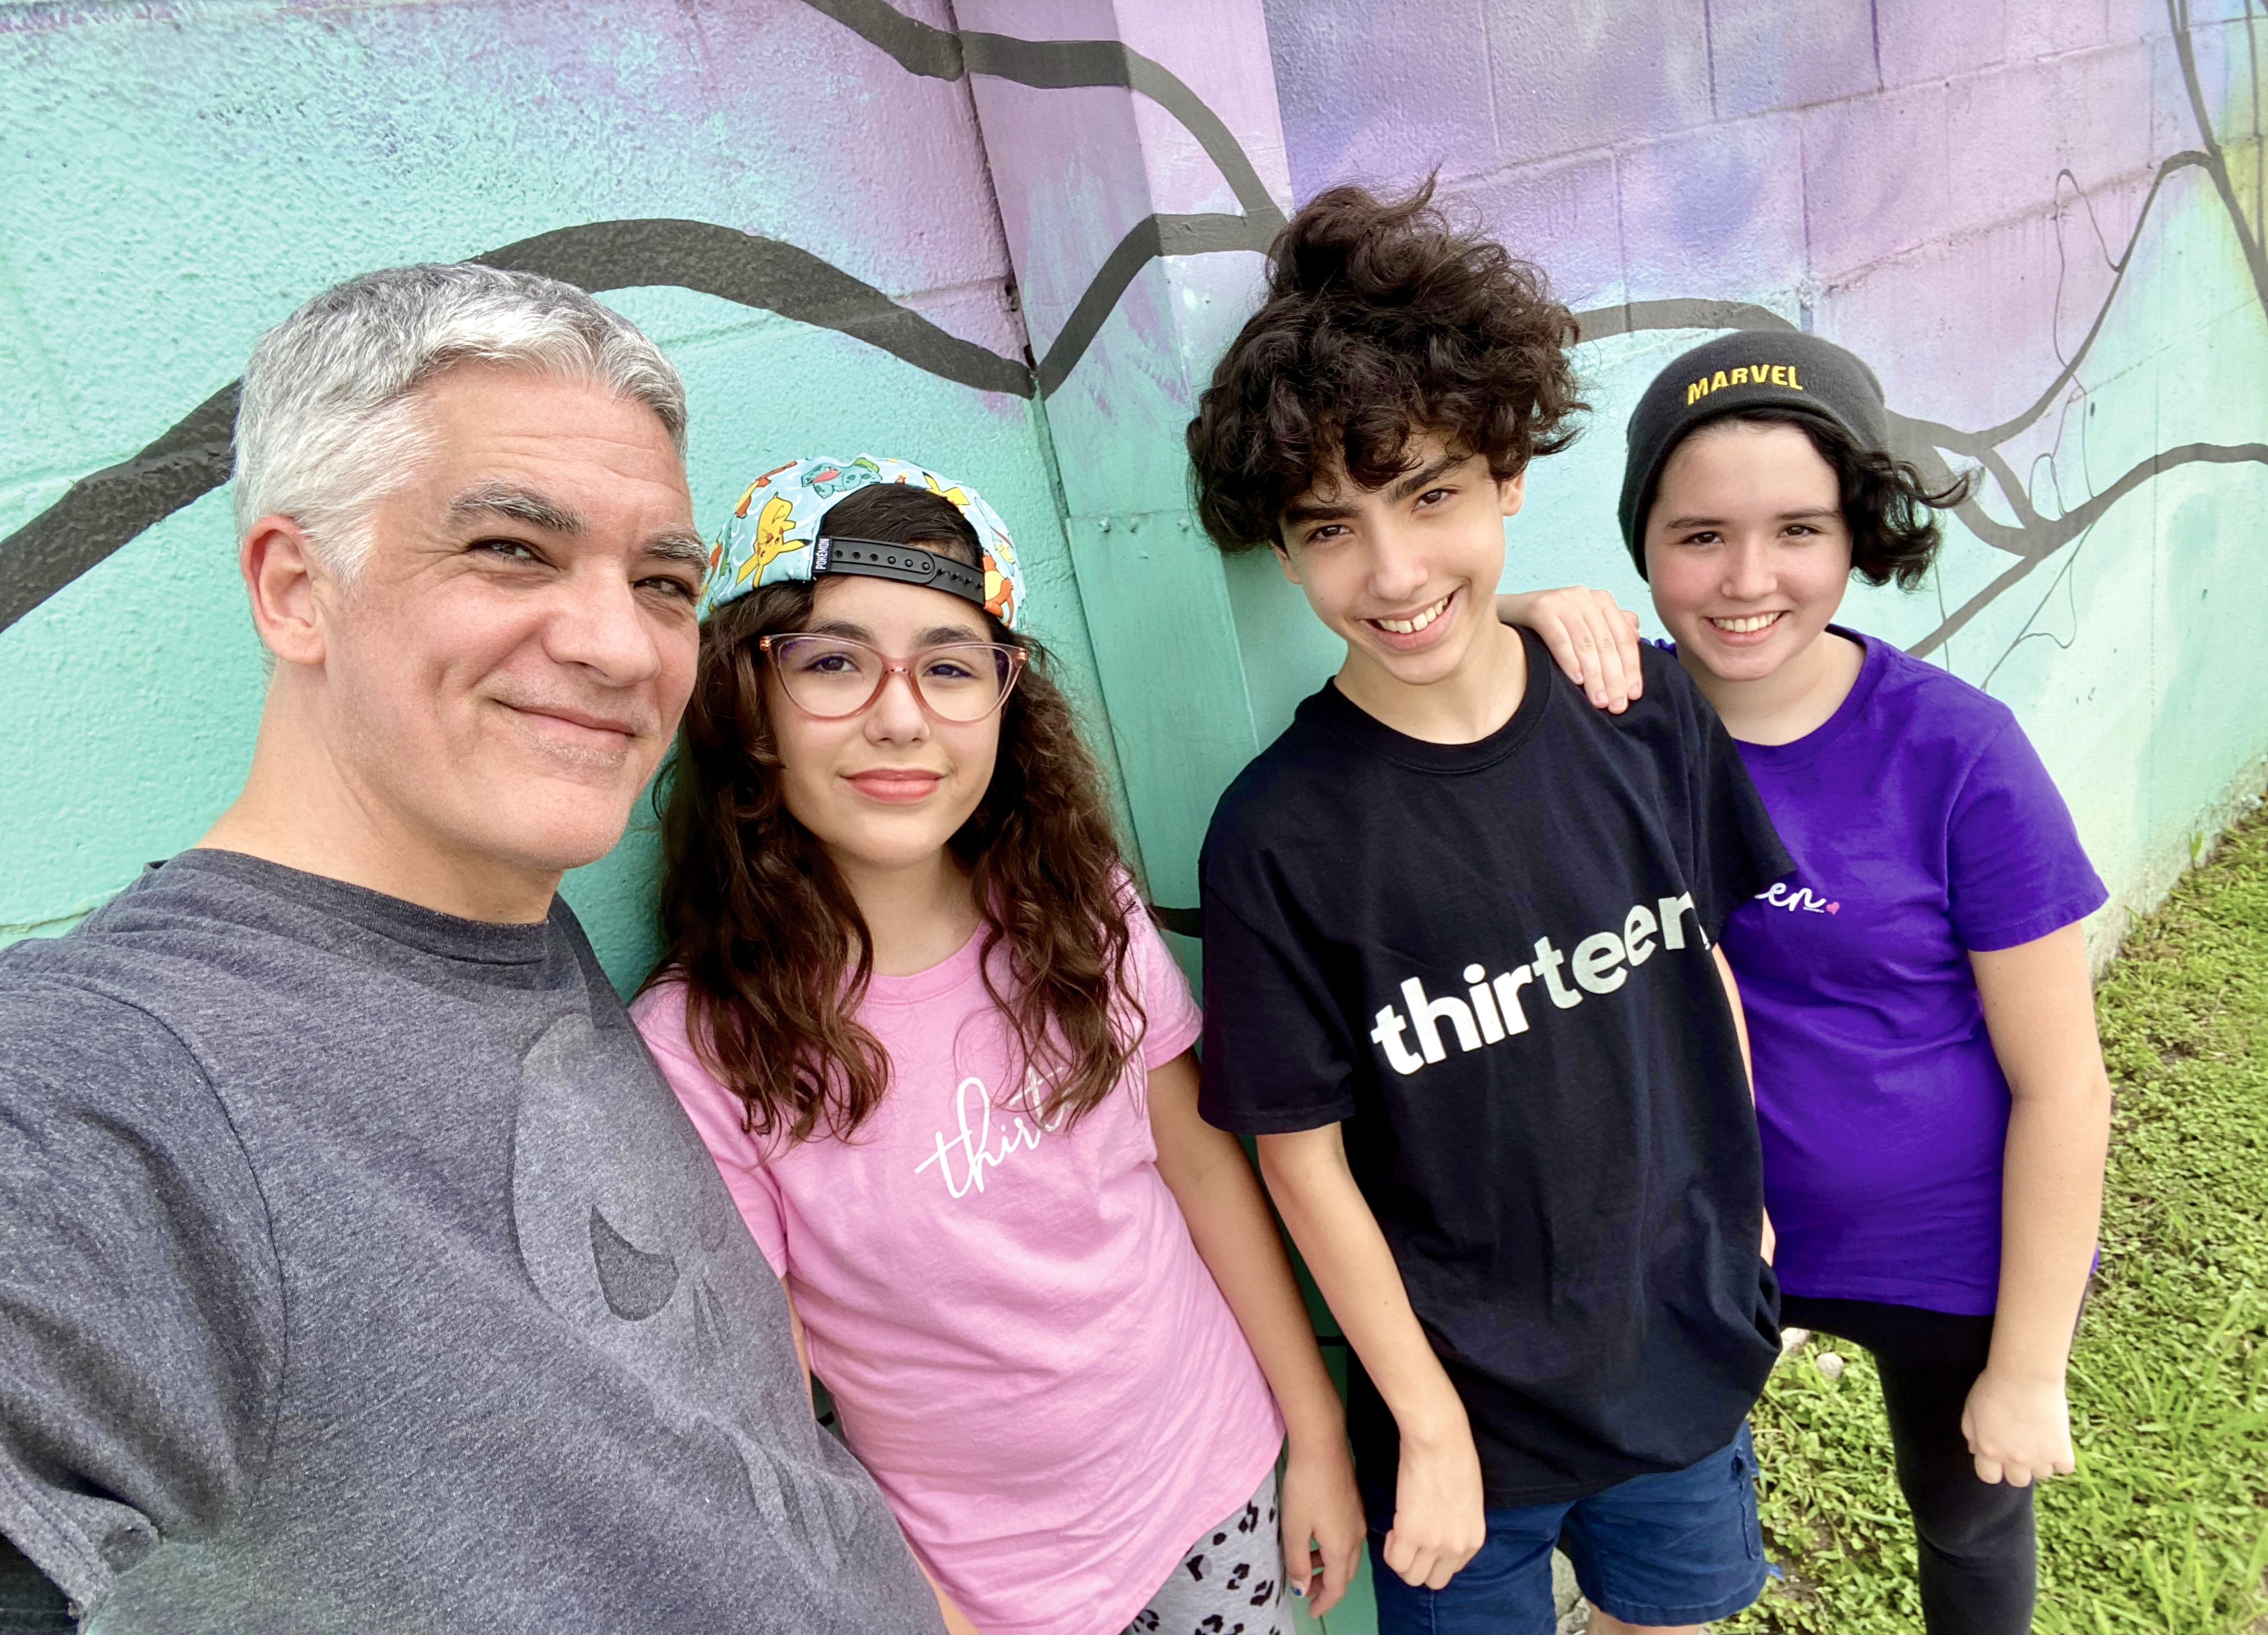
{"left": 1120, "top": 1466, "right": 1289, "bottom": 1635}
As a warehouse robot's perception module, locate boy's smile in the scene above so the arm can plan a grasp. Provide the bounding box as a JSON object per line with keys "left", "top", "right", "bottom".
{"left": 1366, "top": 589, "right": 1456, "bottom": 644}
{"left": 1274, "top": 434, "right": 1529, "bottom": 741}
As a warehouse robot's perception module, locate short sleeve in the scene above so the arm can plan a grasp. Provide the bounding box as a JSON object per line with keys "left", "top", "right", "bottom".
{"left": 1945, "top": 720, "right": 2108, "bottom": 952}
{"left": 0, "top": 985, "right": 284, "bottom": 1619}
{"left": 631, "top": 986, "right": 792, "bottom": 1280}
{"left": 1126, "top": 908, "right": 1203, "bottom": 1070}
{"left": 1668, "top": 664, "right": 1794, "bottom": 940}
{"left": 1196, "top": 853, "right": 1359, "bottom": 1136}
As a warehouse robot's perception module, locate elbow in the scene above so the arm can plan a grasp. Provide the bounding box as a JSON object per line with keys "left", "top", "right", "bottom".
{"left": 1253, "top": 1132, "right": 1340, "bottom": 1218}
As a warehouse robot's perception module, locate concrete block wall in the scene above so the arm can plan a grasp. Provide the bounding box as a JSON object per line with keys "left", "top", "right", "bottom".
{"left": 3, "top": 0, "right": 2262, "bottom": 967}
{"left": 0, "top": 0, "right": 1109, "bottom": 989}
{"left": 1262, "top": 0, "right": 2268, "bottom": 958}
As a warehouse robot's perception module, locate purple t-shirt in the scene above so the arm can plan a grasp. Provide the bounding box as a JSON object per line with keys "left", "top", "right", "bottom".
{"left": 1716, "top": 629, "right": 2106, "bottom": 1314}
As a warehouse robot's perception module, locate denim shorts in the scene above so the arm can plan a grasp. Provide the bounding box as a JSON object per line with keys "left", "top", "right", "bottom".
{"left": 1364, "top": 1424, "right": 1766, "bottom": 1634}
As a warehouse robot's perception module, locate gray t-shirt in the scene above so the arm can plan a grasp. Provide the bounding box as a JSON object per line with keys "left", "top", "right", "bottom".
{"left": 0, "top": 850, "right": 940, "bottom": 1635}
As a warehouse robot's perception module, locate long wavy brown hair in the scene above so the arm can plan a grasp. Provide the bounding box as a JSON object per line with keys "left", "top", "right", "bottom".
{"left": 644, "top": 483, "right": 1142, "bottom": 1153}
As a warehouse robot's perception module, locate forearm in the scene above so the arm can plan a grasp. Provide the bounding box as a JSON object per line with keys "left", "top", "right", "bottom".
{"left": 1257, "top": 1137, "right": 1469, "bottom": 1449}
{"left": 1713, "top": 947, "right": 1775, "bottom": 1259}
{"left": 1971, "top": 924, "right": 2113, "bottom": 1384}
{"left": 1988, "top": 1080, "right": 2110, "bottom": 1381}
{"left": 1168, "top": 1135, "right": 1348, "bottom": 1451}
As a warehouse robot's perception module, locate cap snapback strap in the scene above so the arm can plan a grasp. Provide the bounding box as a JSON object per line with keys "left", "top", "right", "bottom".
{"left": 813, "top": 536, "right": 988, "bottom": 609}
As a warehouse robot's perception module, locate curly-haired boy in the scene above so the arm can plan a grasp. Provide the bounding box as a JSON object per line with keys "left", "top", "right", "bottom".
{"left": 1188, "top": 182, "right": 1792, "bottom": 1635}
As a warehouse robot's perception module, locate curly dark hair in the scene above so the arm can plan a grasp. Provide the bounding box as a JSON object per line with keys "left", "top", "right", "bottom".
{"left": 1186, "top": 176, "right": 1586, "bottom": 552}
{"left": 644, "top": 481, "right": 1141, "bottom": 1152}
{"left": 1702, "top": 408, "right": 1975, "bottom": 591}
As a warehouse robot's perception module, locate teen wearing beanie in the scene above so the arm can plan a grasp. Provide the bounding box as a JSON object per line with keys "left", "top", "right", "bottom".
{"left": 1187, "top": 183, "right": 1790, "bottom": 1635}
{"left": 1620, "top": 331, "right": 2113, "bottom": 1635}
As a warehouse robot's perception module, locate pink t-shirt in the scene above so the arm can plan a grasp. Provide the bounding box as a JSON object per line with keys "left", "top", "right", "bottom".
{"left": 632, "top": 909, "right": 1283, "bottom": 1635}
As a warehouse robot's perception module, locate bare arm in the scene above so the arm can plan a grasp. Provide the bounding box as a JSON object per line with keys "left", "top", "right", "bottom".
{"left": 783, "top": 1282, "right": 979, "bottom": 1633}
{"left": 1962, "top": 922, "right": 2112, "bottom": 1486}
{"left": 1713, "top": 945, "right": 1774, "bottom": 1264}
{"left": 1148, "top": 1052, "right": 1364, "bottom": 1615}
{"left": 1255, "top": 1124, "right": 1486, "bottom": 1592}
{"left": 1495, "top": 586, "right": 1645, "bottom": 711}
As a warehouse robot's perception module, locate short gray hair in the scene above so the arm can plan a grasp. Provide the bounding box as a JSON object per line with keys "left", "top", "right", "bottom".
{"left": 232, "top": 263, "right": 688, "bottom": 575}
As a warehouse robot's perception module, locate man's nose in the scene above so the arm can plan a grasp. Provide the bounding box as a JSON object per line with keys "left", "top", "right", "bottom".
{"left": 547, "top": 565, "right": 665, "bottom": 684}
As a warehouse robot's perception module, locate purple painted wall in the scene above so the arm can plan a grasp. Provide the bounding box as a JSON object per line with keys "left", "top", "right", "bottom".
{"left": 1261, "top": 0, "right": 2268, "bottom": 952}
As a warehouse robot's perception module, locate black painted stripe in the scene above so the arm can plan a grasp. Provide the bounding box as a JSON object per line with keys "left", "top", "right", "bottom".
{"left": 800, "top": 0, "right": 1286, "bottom": 234}
{"left": 1037, "top": 213, "right": 1274, "bottom": 395}
{"left": 472, "top": 219, "right": 1034, "bottom": 398}
{"left": 0, "top": 220, "right": 1033, "bottom": 634}
{"left": 0, "top": 383, "right": 240, "bottom": 632}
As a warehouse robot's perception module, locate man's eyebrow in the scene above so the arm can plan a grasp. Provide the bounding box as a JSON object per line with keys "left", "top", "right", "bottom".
{"left": 643, "top": 531, "right": 710, "bottom": 567}
{"left": 1388, "top": 452, "right": 1468, "bottom": 502}
{"left": 446, "top": 482, "right": 586, "bottom": 535}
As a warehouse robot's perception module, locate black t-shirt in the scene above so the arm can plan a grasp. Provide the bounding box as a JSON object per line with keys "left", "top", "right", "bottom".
{"left": 1199, "top": 630, "right": 1792, "bottom": 1505}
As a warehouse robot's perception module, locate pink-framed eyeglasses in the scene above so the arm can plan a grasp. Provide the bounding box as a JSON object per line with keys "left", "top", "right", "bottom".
{"left": 759, "top": 633, "right": 1028, "bottom": 723}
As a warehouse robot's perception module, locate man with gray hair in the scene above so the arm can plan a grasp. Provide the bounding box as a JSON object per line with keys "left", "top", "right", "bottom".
{"left": 0, "top": 265, "right": 943, "bottom": 1634}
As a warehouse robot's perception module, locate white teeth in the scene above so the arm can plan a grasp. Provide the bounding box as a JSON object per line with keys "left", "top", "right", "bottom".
{"left": 1374, "top": 594, "right": 1450, "bottom": 634}
{"left": 1709, "top": 612, "right": 1782, "bottom": 634}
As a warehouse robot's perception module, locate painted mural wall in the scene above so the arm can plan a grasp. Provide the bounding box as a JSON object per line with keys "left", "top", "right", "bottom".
{"left": 3, "top": 0, "right": 2264, "bottom": 1006}
{"left": 0, "top": 0, "right": 1121, "bottom": 992}
{"left": 1253, "top": 0, "right": 2268, "bottom": 962}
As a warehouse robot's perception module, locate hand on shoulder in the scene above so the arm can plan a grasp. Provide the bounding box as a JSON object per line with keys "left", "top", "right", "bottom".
{"left": 1496, "top": 586, "right": 1645, "bottom": 713}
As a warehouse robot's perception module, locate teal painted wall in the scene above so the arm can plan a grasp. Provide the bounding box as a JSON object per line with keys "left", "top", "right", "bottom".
{"left": 12, "top": 1, "right": 2258, "bottom": 984}
{"left": 0, "top": 0, "right": 1109, "bottom": 993}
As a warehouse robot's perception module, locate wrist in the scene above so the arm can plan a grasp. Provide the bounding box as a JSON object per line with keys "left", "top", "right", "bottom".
{"left": 1981, "top": 1358, "right": 2068, "bottom": 1390}
{"left": 1281, "top": 1398, "right": 1348, "bottom": 1457}
{"left": 1392, "top": 1394, "right": 1473, "bottom": 1454}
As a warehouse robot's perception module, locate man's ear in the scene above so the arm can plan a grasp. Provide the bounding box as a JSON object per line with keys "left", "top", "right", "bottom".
{"left": 1498, "top": 468, "right": 1528, "bottom": 520}
{"left": 241, "top": 515, "right": 332, "bottom": 669}
{"left": 1274, "top": 542, "right": 1302, "bottom": 585}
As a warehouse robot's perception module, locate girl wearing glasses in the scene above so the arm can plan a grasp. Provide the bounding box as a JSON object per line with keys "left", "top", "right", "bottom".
{"left": 631, "top": 457, "right": 1365, "bottom": 1635}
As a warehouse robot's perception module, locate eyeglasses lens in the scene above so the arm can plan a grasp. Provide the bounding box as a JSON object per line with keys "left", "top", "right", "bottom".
{"left": 773, "top": 637, "right": 1012, "bottom": 722}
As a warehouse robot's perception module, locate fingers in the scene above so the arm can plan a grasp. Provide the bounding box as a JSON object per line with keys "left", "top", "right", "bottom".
{"left": 1380, "top": 1526, "right": 1421, "bottom": 1587}
{"left": 1970, "top": 1437, "right": 2077, "bottom": 1486}
{"left": 1586, "top": 589, "right": 1635, "bottom": 711}
{"left": 1279, "top": 1521, "right": 1317, "bottom": 1606}
{"left": 1381, "top": 1528, "right": 1479, "bottom": 1590}
{"left": 1315, "top": 1532, "right": 1362, "bottom": 1618}
{"left": 1306, "top": 1544, "right": 1345, "bottom": 1618}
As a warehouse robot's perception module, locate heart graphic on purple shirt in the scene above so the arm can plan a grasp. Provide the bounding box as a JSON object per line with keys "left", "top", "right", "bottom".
{"left": 1825, "top": 902, "right": 1840, "bottom": 913}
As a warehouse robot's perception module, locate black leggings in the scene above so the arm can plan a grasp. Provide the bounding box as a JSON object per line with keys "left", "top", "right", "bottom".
{"left": 1779, "top": 1294, "right": 2036, "bottom": 1635}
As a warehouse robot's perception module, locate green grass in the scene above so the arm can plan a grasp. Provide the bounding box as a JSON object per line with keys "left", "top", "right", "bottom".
{"left": 1723, "top": 796, "right": 2268, "bottom": 1634}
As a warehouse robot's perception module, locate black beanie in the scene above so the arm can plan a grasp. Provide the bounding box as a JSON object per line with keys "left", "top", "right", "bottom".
{"left": 1616, "top": 330, "right": 1890, "bottom": 578}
